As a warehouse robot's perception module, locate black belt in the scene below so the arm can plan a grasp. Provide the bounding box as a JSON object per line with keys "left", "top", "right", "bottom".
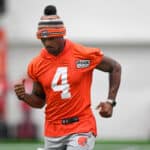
{"left": 62, "top": 117, "right": 79, "bottom": 125}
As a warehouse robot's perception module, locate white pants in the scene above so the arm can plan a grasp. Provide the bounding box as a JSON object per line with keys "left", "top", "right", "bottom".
{"left": 44, "top": 132, "right": 96, "bottom": 150}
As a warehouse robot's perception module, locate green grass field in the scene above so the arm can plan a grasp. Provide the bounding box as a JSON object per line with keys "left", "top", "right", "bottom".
{"left": 1, "top": 140, "right": 150, "bottom": 150}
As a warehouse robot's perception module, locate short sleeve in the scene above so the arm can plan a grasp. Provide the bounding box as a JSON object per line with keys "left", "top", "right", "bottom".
{"left": 78, "top": 47, "right": 104, "bottom": 70}
{"left": 73, "top": 43, "right": 104, "bottom": 71}
{"left": 89, "top": 48, "right": 104, "bottom": 69}
{"left": 27, "top": 60, "right": 38, "bottom": 81}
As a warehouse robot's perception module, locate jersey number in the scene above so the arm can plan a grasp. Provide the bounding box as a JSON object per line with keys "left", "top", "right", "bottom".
{"left": 51, "top": 67, "right": 71, "bottom": 99}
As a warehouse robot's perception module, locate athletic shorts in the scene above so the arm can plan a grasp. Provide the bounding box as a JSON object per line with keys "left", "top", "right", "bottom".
{"left": 44, "top": 132, "right": 96, "bottom": 150}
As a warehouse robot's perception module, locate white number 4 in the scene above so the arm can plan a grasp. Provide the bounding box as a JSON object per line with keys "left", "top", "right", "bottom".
{"left": 51, "top": 67, "right": 71, "bottom": 99}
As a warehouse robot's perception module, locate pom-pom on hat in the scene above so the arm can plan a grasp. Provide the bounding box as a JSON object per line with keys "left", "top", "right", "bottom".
{"left": 36, "top": 5, "right": 66, "bottom": 39}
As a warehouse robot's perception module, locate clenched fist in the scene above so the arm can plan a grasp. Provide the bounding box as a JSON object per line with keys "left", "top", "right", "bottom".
{"left": 96, "top": 101, "right": 113, "bottom": 118}
{"left": 14, "top": 79, "right": 26, "bottom": 100}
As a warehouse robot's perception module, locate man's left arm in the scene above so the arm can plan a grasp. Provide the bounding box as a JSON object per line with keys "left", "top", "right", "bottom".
{"left": 96, "top": 56, "right": 122, "bottom": 118}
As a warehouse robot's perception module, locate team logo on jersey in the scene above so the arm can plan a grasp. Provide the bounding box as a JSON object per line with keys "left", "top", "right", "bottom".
{"left": 76, "top": 60, "right": 90, "bottom": 68}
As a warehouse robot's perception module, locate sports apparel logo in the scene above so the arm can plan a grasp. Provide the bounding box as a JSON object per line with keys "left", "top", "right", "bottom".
{"left": 40, "top": 30, "right": 49, "bottom": 38}
{"left": 78, "top": 137, "right": 87, "bottom": 146}
{"left": 76, "top": 60, "right": 90, "bottom": 68}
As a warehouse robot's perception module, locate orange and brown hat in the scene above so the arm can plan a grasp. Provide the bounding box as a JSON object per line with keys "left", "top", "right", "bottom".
{"left": 36, "top": 5, "right": 66, "bottom": 39}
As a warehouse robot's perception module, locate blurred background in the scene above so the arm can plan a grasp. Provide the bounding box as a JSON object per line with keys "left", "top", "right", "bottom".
{"left": 0, "top": 0, "right": 150, "bottom": 146}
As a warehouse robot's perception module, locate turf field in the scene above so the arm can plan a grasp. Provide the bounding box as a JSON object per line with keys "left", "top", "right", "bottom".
{"left": 1, "top": 140, "right": 150, "bottom": 150}
{"left": 1, "top": 144, "right": 150, "bottom": 150}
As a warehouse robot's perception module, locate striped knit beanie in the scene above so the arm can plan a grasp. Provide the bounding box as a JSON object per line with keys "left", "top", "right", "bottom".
{"left": 36, "top": 5, "right": 66, "bottom": 39}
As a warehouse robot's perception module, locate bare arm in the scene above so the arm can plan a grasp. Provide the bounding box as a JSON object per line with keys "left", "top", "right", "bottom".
{"left": 14, "top": 81, "right": 46, "bottom": 108}
{"left": 96, "top": 56, "right": 121, "bottom": 101}
{"left": 96, "top": 56, "right": 121, "bottom": 118}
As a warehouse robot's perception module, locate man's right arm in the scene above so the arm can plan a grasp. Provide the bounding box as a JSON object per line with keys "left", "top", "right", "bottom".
{"left": 14, "top": 80, "right": 46, "bottom": 108}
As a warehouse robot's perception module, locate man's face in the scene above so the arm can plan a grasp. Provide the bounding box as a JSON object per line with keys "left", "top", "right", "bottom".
{"left": 41, "top": 37, "right": 64, "bottom": 56}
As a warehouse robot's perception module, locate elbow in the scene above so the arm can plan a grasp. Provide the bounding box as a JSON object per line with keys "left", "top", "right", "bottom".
{"left": 115, "top": 62, "right": 122, "bottom": 74}
{"left": 37, "top": 102, "right": 45, "bottom": 109}
{"left": 110, "top": 62, "right": 121, "bottom": 75}
{"left": 31, "top": 101, "right": 45, "bottom": 109}
{"left": 39, "top": 103, "right": 45, "bottom": 108}
{"left": 32, "top": 104, "right": 45, "bottom": 109}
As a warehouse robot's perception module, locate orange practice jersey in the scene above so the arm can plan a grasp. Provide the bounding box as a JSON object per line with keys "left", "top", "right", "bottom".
{"left": 28, "top": 39, "right": 104, "bottom": 137}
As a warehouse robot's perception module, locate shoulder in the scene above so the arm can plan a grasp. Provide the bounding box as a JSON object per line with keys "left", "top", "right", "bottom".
{"left": 70, "top": 41, "right": 103, "bottom": 59}
{"left": 28, "top": 48, "right": 45, "bottom": 69}
{"left": 27, "top": 52, "right": 43, "bottom": 79}
{"left": 28, "top": 55, "right": 41, "bottom": 70}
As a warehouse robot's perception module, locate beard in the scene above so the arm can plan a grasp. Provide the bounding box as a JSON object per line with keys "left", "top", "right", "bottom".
{"left": 46, "top": 46, "right": 62, "bottom": 56}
